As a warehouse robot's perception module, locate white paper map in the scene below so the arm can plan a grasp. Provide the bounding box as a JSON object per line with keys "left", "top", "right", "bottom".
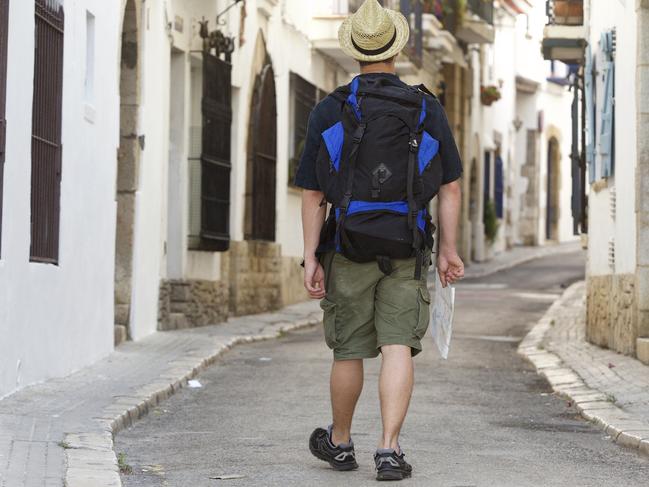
{"left": 429, "top": 272, "right": 455, "bottom": 359}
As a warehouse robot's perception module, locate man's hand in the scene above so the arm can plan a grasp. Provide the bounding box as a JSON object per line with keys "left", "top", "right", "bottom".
{"left": 304, "top": 255, "right": 326, "bottom": 300}
{"left": 437, "top": 247, "right": 464, "bottom": 288}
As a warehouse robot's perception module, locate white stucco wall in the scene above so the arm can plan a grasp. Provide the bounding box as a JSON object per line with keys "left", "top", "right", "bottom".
{"left": 587, "top": 0, "right": 636, "bottom": 275}
{"left": 587, "top": 0, "right": 637, "bottom": 277}
{"left": 501, "top": 0, "right": 577, "bottom": 247}
{"left": 0, "top": 0, "right": 120, "bottom": 397}
{"left": 492, "top": 10, "right": 517, "bottom": 252}
{"left": 538, "top": 82, "right": 575, "bottom": 244}
{"left": 127, "top": 1, "right": 172, "bottom": 340}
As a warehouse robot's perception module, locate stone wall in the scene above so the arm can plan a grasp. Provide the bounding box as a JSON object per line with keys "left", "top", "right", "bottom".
{"left": 281, "top": 256, "right": 308, "bottom": 306}
{"left": 228, "top": 240, "right": 283, "bottom": 316}
{"left": 520, "top": 129, "right": 540, "bottom": 245}
{"left": 158, "top": 279, "right": 229, "bottom": 331}
{"left": 586, "top": 274, "right": 637, "bottom": 355}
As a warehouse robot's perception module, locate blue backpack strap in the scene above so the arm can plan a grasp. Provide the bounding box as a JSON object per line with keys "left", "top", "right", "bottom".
{"left": 418, "top": 97, "right": 427, "bottom": 129}
{"left": 346, "top": 76, "right": 362, "bottom": 121}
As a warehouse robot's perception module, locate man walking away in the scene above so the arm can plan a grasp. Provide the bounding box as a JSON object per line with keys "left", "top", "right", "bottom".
{"left": 295, "top": 0, "right": 464, "bottom": 481}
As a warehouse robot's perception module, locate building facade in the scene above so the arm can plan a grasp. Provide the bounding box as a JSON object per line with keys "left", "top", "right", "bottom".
{"left": 543, "top": 0, "right": 649, "bottom": 363}
{"left": 0, "top": 0, "right": 585, "bottom": 398}
{"left": 0, "top": 0, "right": 121, "bottom": 398}
{"left": 122, "top": 0, "right": 475, "bottom": 341}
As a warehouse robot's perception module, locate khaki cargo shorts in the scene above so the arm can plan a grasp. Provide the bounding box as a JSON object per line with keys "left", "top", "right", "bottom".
{"left": 319, "top": 251, "right": 432, "bottom": 361}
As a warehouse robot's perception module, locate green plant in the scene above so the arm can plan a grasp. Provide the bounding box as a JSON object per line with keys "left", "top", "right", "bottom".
{"left": 480, "top": 85, "right": 502, "bottom": 106}
{"left": 118, "top": 452, "right": 133, "bottom": 475}
{"left": 483, "top": 199, "right": 499, "bottom": 243}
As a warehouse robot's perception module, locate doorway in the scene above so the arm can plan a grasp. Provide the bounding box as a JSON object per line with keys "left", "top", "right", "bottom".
{"left": 245, "top": 60, "right": 277, "bottom": 241}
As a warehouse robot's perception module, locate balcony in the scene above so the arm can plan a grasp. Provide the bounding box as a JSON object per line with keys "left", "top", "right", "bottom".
{"left": 443, "top": 0, "right": 495, "bottom": 45}
{"left": 309, "top": 1, "right": 359, "bottom": 73}
{"left": 542, "top": 0, "right": 587, "bottom": 63}
{"left": 422, "top": 11, "right": 466, "bottom": 68}
{"left": 309, "top": 0, "right": 425, "bottom": 74}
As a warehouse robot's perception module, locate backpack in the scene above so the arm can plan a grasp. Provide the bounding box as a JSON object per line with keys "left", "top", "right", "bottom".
{"left": 315, "top": 76, "right": 443, "bottom": 279}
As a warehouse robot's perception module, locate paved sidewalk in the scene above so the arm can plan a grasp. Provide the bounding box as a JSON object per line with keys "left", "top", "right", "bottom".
{"left": 519, "top": 281, "right": 649, "bottom": 456}
{"left": 463, "top": 241, "right": 583, "bottom": 279}
{"left": 0, "top": 300, "right": 321, "bottom": 487}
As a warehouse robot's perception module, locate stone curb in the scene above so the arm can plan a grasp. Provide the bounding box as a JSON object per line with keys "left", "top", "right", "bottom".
{"left": 517, "top": 281, "right": 649, "bottom": 458}
{"left": 63, "top": 313, "right": 322, "bottom": 487}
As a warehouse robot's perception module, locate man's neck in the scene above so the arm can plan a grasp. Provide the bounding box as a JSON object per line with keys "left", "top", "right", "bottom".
{"left": 360, "top": 65, "right": 397, "bottom": 75}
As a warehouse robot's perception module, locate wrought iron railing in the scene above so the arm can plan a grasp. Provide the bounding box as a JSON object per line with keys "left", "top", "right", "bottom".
{"left": 546, "top": 0, "right": 584, "bottom": 26}
{"left": 31, "top": 0, "right": 64, "bottom": 263}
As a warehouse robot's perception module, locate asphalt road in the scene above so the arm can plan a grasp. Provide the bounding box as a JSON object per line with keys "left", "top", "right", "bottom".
{"left": 116, "top": 251, "right": 649, "bottom": 486}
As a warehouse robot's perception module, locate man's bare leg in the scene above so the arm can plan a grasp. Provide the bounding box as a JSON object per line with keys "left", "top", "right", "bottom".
{"left": 378, "top": 344, "right": 414, "bottom": 451}
{"left": 330, "top": 359, "right": 364, "bottom": 445}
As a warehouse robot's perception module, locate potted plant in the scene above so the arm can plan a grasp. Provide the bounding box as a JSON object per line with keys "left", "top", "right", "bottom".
{"left": 483, "top": 199, "right": 499, "bottom": 243}
{"left": 480, "top": 85, "right": 501, "bottom": 106}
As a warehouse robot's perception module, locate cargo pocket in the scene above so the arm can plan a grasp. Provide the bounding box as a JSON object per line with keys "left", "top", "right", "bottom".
{"left": 320, "top": 298, "right": 339, "bottom": 349}
{"left": 414, "top": 287, "right": 431, "bottom": 339}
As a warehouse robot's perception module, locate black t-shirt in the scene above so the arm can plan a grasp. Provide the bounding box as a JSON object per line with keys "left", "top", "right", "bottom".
{"left": 294, "top": 73, "right": 463, "bottom": 190}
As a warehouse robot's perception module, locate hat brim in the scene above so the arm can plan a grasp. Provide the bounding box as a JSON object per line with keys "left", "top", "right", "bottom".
{"left": 338, "top": 9, "right": 410, "bottom": 63}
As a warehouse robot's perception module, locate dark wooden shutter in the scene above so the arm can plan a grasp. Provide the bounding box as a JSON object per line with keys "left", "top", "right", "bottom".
{"left": 249, "top": 64, "right": 277, "bottom": 242}
{"left": 495, "top": 155, "right": 504, "bottom": 219}
{"left": 0, "top": 0, "right": 9, "bottom": 256}
{"left": 30, "top": 0, "right": 64, "bottom": 263}
{"left": 200, "top": 52, "right": 232, "bottom": 251}
{"left": 289, "top": 73, "right": 317, "bottom": 186}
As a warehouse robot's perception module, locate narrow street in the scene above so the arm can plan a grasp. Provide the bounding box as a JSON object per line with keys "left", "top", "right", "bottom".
{"left": 115, "top": 252, "right": 649, "bottom": 486}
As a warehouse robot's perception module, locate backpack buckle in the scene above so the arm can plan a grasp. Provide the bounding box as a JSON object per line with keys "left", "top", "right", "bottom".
{"left": 353, "top": 124, "right": 366, "bottom": 144}
{"left": 409, "top": 137, "right": 419, "bottom": 153}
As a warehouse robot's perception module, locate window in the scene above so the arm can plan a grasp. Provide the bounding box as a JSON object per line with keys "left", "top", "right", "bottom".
{"left": 0, "top": 0, "right": 9, "bottom": 257}
{"left": 84, "top": 11, "right": 95, "bottom": 104}
{"left": 584, "top": 42, "right": 596, "bottom": 183}
{"left": 30, "top": 0, "right": 64, "bottom": 263}
{"left": 495, "top": 155, "right": 504, "bottom": 219}
{"left": 188, "top": 51, "right": 232, "bottom": 251}
{"left": 599, "top": 29, "right": 615, "bottom": 179}
{"left": 288, "top": 73, "right": 325, "bottom": 187}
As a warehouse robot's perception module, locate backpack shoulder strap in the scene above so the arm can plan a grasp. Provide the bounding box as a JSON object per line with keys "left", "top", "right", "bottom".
{"left": 414, "top": 83, "right": 437, "bottom": 99}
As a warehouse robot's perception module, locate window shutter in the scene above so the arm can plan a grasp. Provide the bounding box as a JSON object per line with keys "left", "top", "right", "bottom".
{"left": 200, "top": 52, "right": 232, "bottom": 251}
{"left": 584, "top": 43, "right": 595, "bottom": 184}
{"left": 599, "top": 29, "right": 615, "bottom": 179}
{"left": 0, "top": 0, "right": 8, "bottom": 257}
{"left": 289, "top": 73, "right": 317, "bottom": 186}
{"left": 495, "top": 155, "right": 504, "bottom": 219}
{"left": 30, "top": 0, "right": 64, "bottom": 263}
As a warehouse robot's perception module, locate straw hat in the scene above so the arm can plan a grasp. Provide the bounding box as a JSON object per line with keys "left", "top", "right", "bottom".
{"left": 338, "top": 0, "right": 410, "bottom": 63}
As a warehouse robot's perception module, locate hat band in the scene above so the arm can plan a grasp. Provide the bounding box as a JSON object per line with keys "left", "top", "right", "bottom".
{"left": 351, "top": 29, "right": 397, "bottom": 56}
